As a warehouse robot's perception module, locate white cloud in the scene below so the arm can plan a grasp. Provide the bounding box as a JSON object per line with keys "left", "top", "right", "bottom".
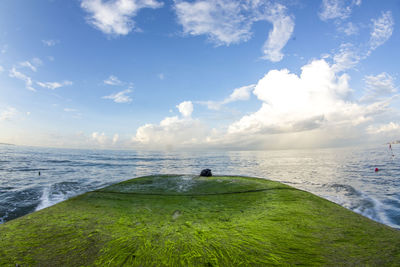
{"left": 174, "top": 0, "right": 294, "bottom": 62}
{"left": 201, "top": 84, "right": 255, "bottom": 110}
{"left": 368, "top": 11, "right": 394, "bottom": 52}
{"left": 319, "top": 0, "right": 361, "bottom": 21}
{"left": 361, "top": 72, "right": 397, "bottom": 102}
{"left": 9, "top": 67, "right": 35, "bottom": 91}
{"left": 261, "top": 4, "right": 295, "bottom": 62}
{"left": 102, "top": 89, "right": 132, "bottom": 103}
{"left": 91, "top": 132, "right": 108, "bottom": 144}
{"left": 367, "top": 122, "right": 400, "bottom": 134}
{"left": 37, "top": 80, "right": 73, "bottom": 90}
{"left": 0, "top": 107, "right": 17, "bottom": 121}
{"left": 176, "top": 101, "right": 193, "bottom": 117}
{"left": 112, "top": 133, "right": 119, "bottom": 144}
{"left": 332, "top": 43, "right": 361, "bottom": 72}
{"left": 174, "top": 0, "right": 252, "bottom": 45}
{"left": 225, "top": 84, "right": 254, "bottom": 103}
{"left": 42, "top": 39, "right": 59, "bottom": 46}
{"left": 18, "top": 58, "right": 42, "bottom": 73}
{"left": 133, "top": 116, "right": 207, "bottom": 149}
{"left": 20, "top": 61, "right": 37, "bottom": 72}
{"left": 81, "top": 0, "right": 163, "bottom": 36}
{"left": 0, "top": 65, "right": 3, "bottom": 73}
{"left": 158, "top": 73, "right": 164, "bottom": 80}
{"left": 226, "top": 59, "right": 388, "bottom": 145}
{"left": 104, "top": 75, "right": 123, "bottom": 85}
{"left": 341, "top": 22, "right": 359, "bottom": 36}
{"left": 331, "top": 11, "right": 394, "bottom": 72}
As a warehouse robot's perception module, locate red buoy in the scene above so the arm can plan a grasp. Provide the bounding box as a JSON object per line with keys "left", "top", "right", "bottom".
{"left": 375, "top": 168, "right": 379, "bottom": 172}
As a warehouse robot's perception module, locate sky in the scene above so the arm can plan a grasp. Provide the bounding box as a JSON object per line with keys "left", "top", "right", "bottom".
{"left": 0, "top": 0, "right": 399, "bottom": 150}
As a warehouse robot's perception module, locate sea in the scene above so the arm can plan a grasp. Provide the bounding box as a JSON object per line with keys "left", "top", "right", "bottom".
{"left": 0, "top": 144, "right": 399, "bottom": 229}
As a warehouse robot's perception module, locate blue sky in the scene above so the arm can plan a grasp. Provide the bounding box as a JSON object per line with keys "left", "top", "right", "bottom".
{"left": 0, "top": 0, "right": 399, "bottom": 150}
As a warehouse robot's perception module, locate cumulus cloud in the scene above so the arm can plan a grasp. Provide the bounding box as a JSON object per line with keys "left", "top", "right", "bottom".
{"left": 133, "top": 100, "right": 210, "bottom": 149}
{"left": 102, "top": 89, "right": 132, "bottom": 103}
{"left": 220, "top": 59, "right": 392, "bottom": 149}
{"left": 104, "top": 75, "right": 123, "bottom": 85}
{"left": 112, "top": 133, "right": 119, "bottom": 144}
{"left": 9, "top": 67, "right": 35, "bottom": 91}
{"left": 134, "top": 116, "right": 208, "bottom": 149}
{"left": 130, "top": 59, "right": 397, "bottom": 150}
{"left": 174, "top": 0, "right": 294, "bottom": 62}
{"left": 81, "top": 0, "right": 163, "bottom": 36}
{"left": 37, "top": 80, "right": 73, "bottom": 90}
{"left": 0, "top": 107, "right": 17, "bottom": 121}
{"left": 368, "top": 11, "right": 394, "bottom": 53}
{"left": 91, "top": 132, "right": 108, "bottom": 144}
{"left": 176, "top": 101, "right": 193, "bottom": 117}
{"left": 319, "top": 0, "right": 361, "bottom": 21}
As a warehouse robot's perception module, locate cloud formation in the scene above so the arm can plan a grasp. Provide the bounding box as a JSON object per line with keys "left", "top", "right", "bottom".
{"left": 367, "top": 122, "right": 400, "bottom": 135}
{"left": 174, "top": 0, "right": 294, "bottom": 62}
{"left": 133, "top": 101, "right": 208, "bottom": 149}
{"left": 201, "top": 84, "right": 255, "bottom": 110}
{"left": 81, "top": 0, "right": 163, "bottom": 36}
{"left": 134, "top": 116, "right": 207, "bottom": 150}
{"left": 176, "top": 101, "right": 193, "bottom": 117}
{"left": 332, "top": 11, "right": 394, "bottom": 72}
{"left": 91, "top": 132, "right": 108, "bottom": 144}
{"left": 361, "top": 72, "right": 397, "bottom": 102}
{"left": 104, "top": 75, "right": 123, "bottom": 86}
{"left": 37, "top": 80, "right": 73, "bottom": 90}
{"left": 368, "top": 11, "right": 394, "bottom": 53}
{"left": 9, "top": 67, "right": 35, "bottom": 91}
{"left": 131, "top": 55, "right": 398, "bottom": 150}
{"left": 261, "top": 4, "right": 295, "bottom": 62}
{"left": 0, "top": 107, "right": 17, "bottom": 121}
{"left": 102, "top": 89, "right": 132, "bottom": 103}
{"left": 319, "top": 0, "right": 361, "bottom": 21}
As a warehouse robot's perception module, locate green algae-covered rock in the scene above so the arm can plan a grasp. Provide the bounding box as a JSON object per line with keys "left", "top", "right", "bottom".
{"left": 1, "top": 175, "right": 399, "bottom": 266}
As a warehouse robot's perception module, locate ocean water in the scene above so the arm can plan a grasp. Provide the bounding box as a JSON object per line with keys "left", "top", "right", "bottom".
{"left": 0, "top": 144, "right": 399, "bottom": 229}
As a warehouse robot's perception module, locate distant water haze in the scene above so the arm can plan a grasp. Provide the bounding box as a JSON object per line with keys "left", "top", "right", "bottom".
{"left": 0, "top": 145, "right": 399, "bottom": 229}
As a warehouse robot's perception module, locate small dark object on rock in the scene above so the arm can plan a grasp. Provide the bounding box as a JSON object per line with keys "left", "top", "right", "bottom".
{"left": 200, "top": 169, "right": 212, "bottom": 177}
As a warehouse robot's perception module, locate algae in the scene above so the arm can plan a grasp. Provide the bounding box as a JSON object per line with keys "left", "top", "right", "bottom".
{"left": 0, "top": 175, "right": 399, "bottom": 266}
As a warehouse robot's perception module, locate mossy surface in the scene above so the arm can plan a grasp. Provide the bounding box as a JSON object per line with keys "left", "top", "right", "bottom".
{"left": 0, "top": 175, "right": 399, "bottom": 266}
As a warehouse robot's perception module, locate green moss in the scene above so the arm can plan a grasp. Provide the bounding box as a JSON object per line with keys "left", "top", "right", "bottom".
{"left": 1, "top": 175, "right": 399, "bottom": 266}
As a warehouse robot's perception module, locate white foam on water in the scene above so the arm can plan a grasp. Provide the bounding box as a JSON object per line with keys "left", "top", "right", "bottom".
{"left": 35, "top": 186, "right": 69, "bottom": 211}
